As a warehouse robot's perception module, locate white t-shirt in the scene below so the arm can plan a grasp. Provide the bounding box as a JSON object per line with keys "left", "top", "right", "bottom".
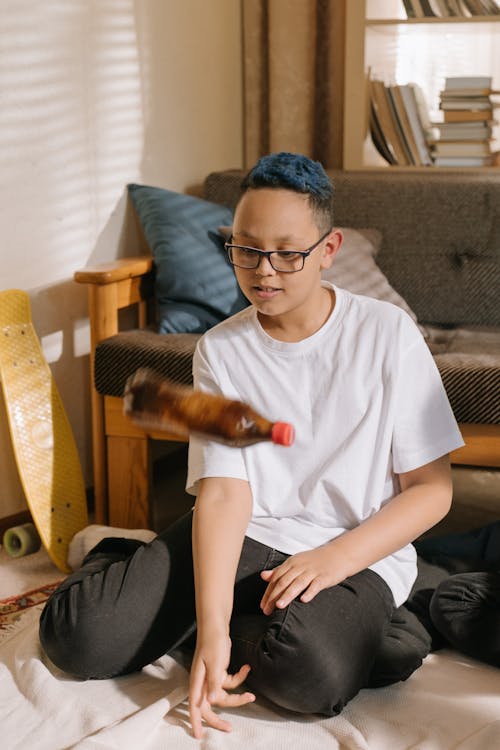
{"left": 186, "top": 283, "right": 464, "bottom": 606}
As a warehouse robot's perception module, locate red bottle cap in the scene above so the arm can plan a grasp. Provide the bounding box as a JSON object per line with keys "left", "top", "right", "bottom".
{"left": 271, "top": 422, "right": 295, "bottom": 446}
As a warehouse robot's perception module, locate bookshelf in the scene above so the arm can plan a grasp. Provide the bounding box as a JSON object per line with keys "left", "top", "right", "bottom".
{"left": 343, "top": 0, "right": 500, "bottom": 169}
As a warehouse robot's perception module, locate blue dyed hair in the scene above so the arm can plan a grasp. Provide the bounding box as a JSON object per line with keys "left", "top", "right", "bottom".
{"left": 240, "top": 152, "right": 334, "bottom": 232}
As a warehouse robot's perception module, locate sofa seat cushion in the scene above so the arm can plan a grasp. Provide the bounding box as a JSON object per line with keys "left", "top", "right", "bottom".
{"left": 94, "top": 326, "right": 500, "bottom": 427}
{"left": 94, "top": 330, "right": 200, "bottom": 397}
{"left": 427, "top": 326, "right": 500, "bottom": 424}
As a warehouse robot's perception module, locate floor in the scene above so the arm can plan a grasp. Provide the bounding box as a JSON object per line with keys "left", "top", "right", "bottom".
{"left": 0, "top": 544, "right": 62, "bottom": 599}
{"left": 1, "top": 442, "right": 193, "bottom": 600}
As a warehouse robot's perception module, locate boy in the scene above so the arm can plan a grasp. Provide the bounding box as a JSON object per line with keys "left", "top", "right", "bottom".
{"left": 40, "top": 153, "right": 464, "bottom": 739}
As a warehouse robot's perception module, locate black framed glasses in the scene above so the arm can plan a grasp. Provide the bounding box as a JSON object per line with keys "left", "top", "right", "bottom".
{"left": 225, "top": 229, "right": 332, "bottom": 273}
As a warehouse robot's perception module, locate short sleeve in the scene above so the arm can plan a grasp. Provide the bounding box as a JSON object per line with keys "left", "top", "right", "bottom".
{"left": 392, "top": 335, "right": 464, "bottom": 474}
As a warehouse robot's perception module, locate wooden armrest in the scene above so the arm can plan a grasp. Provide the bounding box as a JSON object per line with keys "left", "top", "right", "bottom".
{"left": 74, "top": 256, "right": 153, "bottom": 285}
{"left": 451, "top": 423, "right": 500, "bottom": 469}
{"left": 76, "top": 255, "right": 155, "bottom": 345}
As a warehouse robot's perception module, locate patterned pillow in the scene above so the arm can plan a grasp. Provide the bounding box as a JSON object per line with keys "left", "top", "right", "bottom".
{"left": 322, "top": 228, "right": 425, "bottom": 334}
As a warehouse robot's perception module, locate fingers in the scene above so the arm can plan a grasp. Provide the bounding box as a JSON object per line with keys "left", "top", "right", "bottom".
{"left": 261, "top": 569, "right": 313, "bottom": 614}
{"left": 190, "top": 707, "right": 204, "bottom": 741}
{"left": 260, "top": 561, "right": 325, "bottom": 613}
{"left": 189, "top": 651, "right": 228, "bottom": 737}
{"left": 189, "top": 696, "right": 204, "bottom": 740}
{"left": 300, "top": 578, "right": 322, "bottom": 603}
{"left": 211, "top": 665, "right": 255, "bottom": 706}
{"left": 203, "top": 652, "right": 230, "bottom": 703}
{"left": 207, "top": 673, "right": 223, "bottom": 703}
{"left": 189, "top": 660, "right": 207, "bottom": 740}
{"left": 201, "top": 705, "right": 232, "bottom": 735}
{"left": 260, "top": 563, "right": 288, "bottom": 613}
{"left": 222, "top": 664, "right": 255, "bottom": 707}
{"left": 191, "top": 701, "right": 233, "bottom": 739}
{"left": 221, "top": 691, "right": 256, "bottom": 708}
{"left": 189, "top": 662, "right": 255, "bottom": 739}
{"left": 223, "top": 663, "right": 251, "bottom": 689}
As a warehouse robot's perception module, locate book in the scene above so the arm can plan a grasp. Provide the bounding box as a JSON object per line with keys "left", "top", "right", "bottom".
{"left": 442, "top": 0, "right": 462, "bottom": 14}
{"left": 369, "top": 79, "right": 411, "bottom": 166}
{"left": 431, "top": 140, "right": 492, "bottom": 156}
{"left": 443, "top": 109, "right": 493, "bottom": 122}
{"left": 429, "top": 0, "right": 449, "bottom": 13}
{"left": 407, "top": 0, "right": 426, "bottom": 16}
{"left": 430, "top": 79, "right": 494, "bottom": 164}
{"left": 420, "top": 0, "right": 438, "bottom": 14}
{"left": 461, "top": 0, "right": 483, "bottom": 13}
{"left": 386, "top": 86, "right": 416, "bottom": 164}
{"left": 465, "top": 0, "right": 499, "bottom": 12}
{"left": 431, "top": 123, "right": 494, "bottom": 140}
{"left": 397, "top": 83, "right": 433, "bottom": 165}
{"left": 401, "top": 0, "right": 416, "bottom": 17}
{"left": 433, "top": 155, "right": 494, "bottom": 166}
{"left": 369, "top": 103, "right": 397, "bottom": 165}
{"left": 389, "top": 85, "right": 423, "bottom": 164}
{"left": 445, "top": 76, "right": 493, "bottom": 90}
{"left": 440, "top": 88, "right": 494, "bottom": 97}
{"left": 455, "top": 0, "right": 475, "bottom": 13}
{"left": 481, "top": 0, "right": 500, "bottom": 14}
{"left": 440, "top": 98, "right": 492, "bottom": 110}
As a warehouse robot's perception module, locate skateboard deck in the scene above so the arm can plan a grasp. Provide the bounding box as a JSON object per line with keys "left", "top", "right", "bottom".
{"left": 0, "top": 290, "right": 88, "bottom": 572}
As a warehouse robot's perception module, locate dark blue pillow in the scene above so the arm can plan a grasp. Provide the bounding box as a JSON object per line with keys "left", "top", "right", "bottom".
{"left": 128, "top": 184, "right": 249, "bottom": 334}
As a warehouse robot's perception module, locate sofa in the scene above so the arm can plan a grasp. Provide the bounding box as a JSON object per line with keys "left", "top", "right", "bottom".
{"left": 75, "top": 169, "right": 500, "bottom": 531}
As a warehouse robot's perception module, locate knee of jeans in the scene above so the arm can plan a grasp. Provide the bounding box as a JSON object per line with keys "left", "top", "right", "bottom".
{"left": 244, "top": 608, "right": 347, "bottom": 716}
{"left": 39, "top": 591, "right": 115, "bottom": 679}
{"left": 368, "top": 607, "right": 431, "bottom": 689}
{"left": 429, "top": 573, "right": 479, "bottom": 633}
{"left": 430, "top": 573, "right": 500, "bottom": 647}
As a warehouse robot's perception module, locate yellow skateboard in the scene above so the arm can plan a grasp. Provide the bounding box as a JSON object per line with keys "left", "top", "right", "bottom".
{"left": 0, "top": 290, "right": 88, "bottom": 572}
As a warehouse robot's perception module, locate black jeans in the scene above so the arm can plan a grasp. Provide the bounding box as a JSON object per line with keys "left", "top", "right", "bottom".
{"left": 39, "top": 512, "right": 430, "bottom": 716}
{"left": 407, "top": 522, "right": 500, "bottom": 667}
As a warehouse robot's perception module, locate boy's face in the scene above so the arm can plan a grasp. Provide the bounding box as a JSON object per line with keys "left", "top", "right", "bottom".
{"left": 231, "top": 188, "right": 342, "bottom": 326}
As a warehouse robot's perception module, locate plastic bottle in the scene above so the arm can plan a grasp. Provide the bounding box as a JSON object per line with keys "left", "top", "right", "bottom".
{"left": 124, "top": 369, "right": 295, "bottom": 447}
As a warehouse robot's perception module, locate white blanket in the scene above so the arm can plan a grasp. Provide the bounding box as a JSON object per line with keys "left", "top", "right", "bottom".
{"left": 2, "top": 605, "right": 500, "bottom": 750}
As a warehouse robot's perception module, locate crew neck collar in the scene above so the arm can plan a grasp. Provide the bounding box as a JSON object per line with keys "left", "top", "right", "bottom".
{"left": 251, "top": 281, "right": 345, "bottom": 353}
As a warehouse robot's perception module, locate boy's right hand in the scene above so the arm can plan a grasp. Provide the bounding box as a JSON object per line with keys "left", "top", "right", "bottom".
{"left": 188, "top": 633, "right": 256, "bottom": 739}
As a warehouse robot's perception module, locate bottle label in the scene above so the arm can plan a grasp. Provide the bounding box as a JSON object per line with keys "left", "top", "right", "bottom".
{"left": 236, "top": 416, "right": 256, "bottom": 433}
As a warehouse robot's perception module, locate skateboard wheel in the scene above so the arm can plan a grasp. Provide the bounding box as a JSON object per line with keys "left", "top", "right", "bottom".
{"left": 3, "top": 522, "right": 41, "bottom": 558}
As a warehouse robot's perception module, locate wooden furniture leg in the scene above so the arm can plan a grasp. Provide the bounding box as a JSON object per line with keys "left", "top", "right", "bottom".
{"left": 107, "top": 435, "right": 152, "bottom": 528}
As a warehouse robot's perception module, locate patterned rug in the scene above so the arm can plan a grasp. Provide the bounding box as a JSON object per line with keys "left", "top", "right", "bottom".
{"left": 0, "top": 582, "right": 62, "bottom": 645}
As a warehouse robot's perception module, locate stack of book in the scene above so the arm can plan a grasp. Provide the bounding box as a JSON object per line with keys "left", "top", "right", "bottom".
{"left": 369, "top": 78, "right": 433, "bottom": 166}
{"left": 430, "top": 76, "right": 498, "bottom": 166}
{"left": 402, "top": 0, "right": 500, "bottom": 17}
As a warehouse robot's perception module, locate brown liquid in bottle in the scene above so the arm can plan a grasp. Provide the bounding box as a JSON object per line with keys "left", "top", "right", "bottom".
{"left": 124, "top": 369, "right": 295, "bottom": 447}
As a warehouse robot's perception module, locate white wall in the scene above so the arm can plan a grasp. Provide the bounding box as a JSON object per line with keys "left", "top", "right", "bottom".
{"left": 0, "top": 0, "right": 243, "bottom": 517}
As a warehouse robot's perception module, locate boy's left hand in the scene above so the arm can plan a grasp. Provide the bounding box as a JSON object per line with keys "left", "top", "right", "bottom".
{"left": 260, "top": 545, "right": 345, "bottom": 615}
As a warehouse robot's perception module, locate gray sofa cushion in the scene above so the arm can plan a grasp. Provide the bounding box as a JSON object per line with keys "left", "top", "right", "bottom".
{"left": 94, "top": 330, "right": 199, "bottom": 397}
{"left": 427, "top": 326, "right": 500, "bottom": 424}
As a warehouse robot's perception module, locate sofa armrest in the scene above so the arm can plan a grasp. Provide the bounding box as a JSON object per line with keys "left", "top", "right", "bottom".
{"left": 75, "top": 256, "right": 155, "bottom": 345}
{"left": 75, "top": 255, "right": 156, "bottom": 524}
{"left": 451, "top": 424, "right": 500, "bottom": 469}
{"left": 74, "top": 256, "right": 153, "bottom": 286}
